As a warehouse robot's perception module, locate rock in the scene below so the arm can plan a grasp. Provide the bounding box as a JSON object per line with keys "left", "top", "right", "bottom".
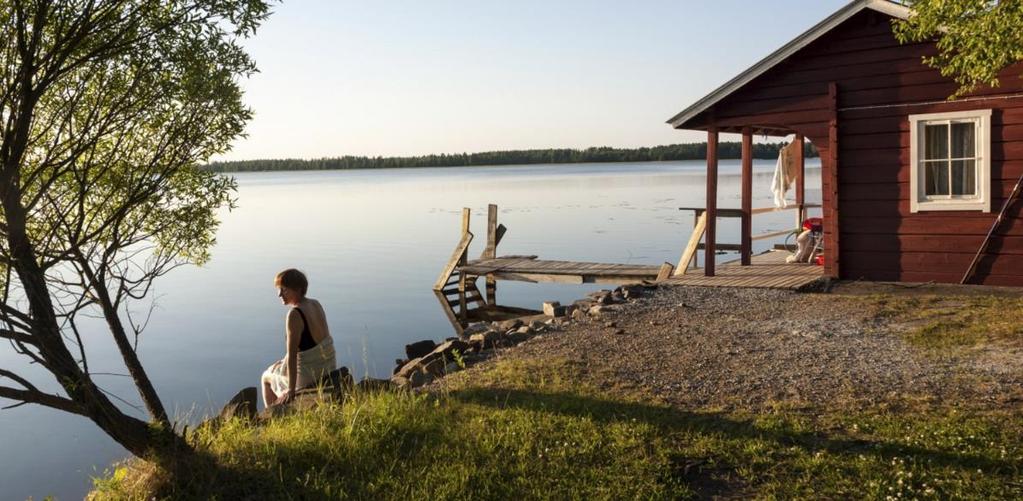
{"left": 357, "top": 378, "right": 394, "bottom": 392}
{"left": 497, "top": 318, "right": 524, "bottom": 331}
{"left": 406, "top": 340, "right": 437, "bottom": 360}
{"left": 469, "top": 330, "right": 502, "bottom": 350}
{"left": 427, "top": 339, "right": 471, "bottom": 361}
{"left": 588, "top": 289, "right": 612, "bottom": 299}
{"left": 219, "top": 387, "right": 257, "bottom": 422}
{"left": 420, "top": 356, "right": 447, "bottom": 377}
{"left": 589, "top": 305, "right": 606, "bottom": 316}
{"left": 596, "top": 294, "right": 613, "bottom": 305}
{"left": 611, "top": 291, "right": 624, "bottom": 302}
{"left": 393, "top": 359, "right": 407, "bottom": 375}
{"left": 613, "top": 328, "right": 627, "bottom": 335}
{"left": 571, "top": 308, "right": 587, "bottom": 321}
{"left": 463, "top": 322, "right": 490, "bottom": 335}
{"left": 542, "top": 301, "right": 561, "bottom": 316}
{"left": 529, "top": 320, "right": 546, "bottom": 331}
{"left": 506, "top": 326, "right": 534, "bottom": 343}
{"left": 516, "top": 325, "right": 534, "bottom": 335}
{"left": 408, "top": 371, "right": 434, "bottom": 388}
{"left": 395, "top": 357, "right": 423, "bottom": 379}
{"left": 573, "top": 299, "right": 595, "bottom": 310}
{"left": 622, "top": 285, "right": 644, "bottom": 299}
{"left": 390, "top": 375, "right": 411, "bottom": 388}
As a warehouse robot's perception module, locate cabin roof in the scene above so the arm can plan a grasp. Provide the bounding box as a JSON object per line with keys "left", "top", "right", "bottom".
{"left": 666, "top": 0, "right": 911, "bottom": 129}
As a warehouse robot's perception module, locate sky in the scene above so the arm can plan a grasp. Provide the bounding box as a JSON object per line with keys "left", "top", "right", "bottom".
{"left": 217, "top": 0, "right": 853, "bottom": 161}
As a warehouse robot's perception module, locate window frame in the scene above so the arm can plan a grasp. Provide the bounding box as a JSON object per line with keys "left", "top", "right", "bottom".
{"left": 909, "top": 109, "right": 992, "bottom": 213}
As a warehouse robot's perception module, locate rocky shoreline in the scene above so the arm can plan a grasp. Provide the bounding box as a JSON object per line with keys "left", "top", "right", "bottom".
{"left": 205, "top": 283, "right": 654, "bottom": 425}
{"left": 207, "top": 279, "right": 1023, "bottom": 428}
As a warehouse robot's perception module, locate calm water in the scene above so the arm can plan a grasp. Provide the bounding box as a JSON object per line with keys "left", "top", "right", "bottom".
{"left": 0, "top": 159, "right": 820, "bottom": 499}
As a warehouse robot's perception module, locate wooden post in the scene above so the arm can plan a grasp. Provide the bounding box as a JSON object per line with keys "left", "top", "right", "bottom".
{"left": 825, "top": 82, "right": 841, "bottom": 279}
{"left": 484, "top": 204, "right": 498, "bottom": 304}
{"left": 705, "top": 128, "right": 718, "bottom": 277}
{"left": 458, "top": 208, "right": 470, "bottom": 320}
{"left": 740, "top": 127, "right": 753, "bottom": 266}
{"left": 795, "top": 134, "right": 806, "bottom": 225}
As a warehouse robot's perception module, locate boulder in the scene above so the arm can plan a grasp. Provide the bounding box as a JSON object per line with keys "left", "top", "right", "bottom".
{"left": 529, "top": 320, "right": 547, "bottom": 331}
{"left": 571, "top": 308, "right": 587, "bottom": 321}
{"left": 469, "top": 330, "right": 502, "bottom": 350}
{"left": 405, "top": 339, "right": 437, "bottom": 360}
{"left": 357, "top": 377, "right": 394, "bottom": 392}
{"left": 393, "top": 359, "right": 407, "bottom": 375}
{"left": 219, "top": 387, "right": 257, "bottom": 422}
{"left": 395, "top": 357, "right": 423, "bottom": 379}
{"left": 463, "top": 322, "right": 490, "bottom": 335}
{"left": 497, "top": 318, "right": 524, "bottom": 332}
{"left": 621, "top": 285, "right": 644, "bottom": 299}
{"left": 542, "top": 301, "right": 561, "bottom": 316}
{"left": 589, "top": 305, "right": 606, "bottom": 316}
{"left": 611, "top": 291, "right": 624, "bottom": 302}
{"left": 408, "top": 371, "right": 434, "bottom": 388}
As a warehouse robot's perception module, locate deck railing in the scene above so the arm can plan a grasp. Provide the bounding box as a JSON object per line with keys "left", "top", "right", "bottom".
{"left": 676, "top": 203, "right": 822, "bottom": 274}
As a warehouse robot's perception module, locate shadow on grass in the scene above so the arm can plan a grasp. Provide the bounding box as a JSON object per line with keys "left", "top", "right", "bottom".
{"left": 448, "top": 387, "right": 1020, "bottom": 475}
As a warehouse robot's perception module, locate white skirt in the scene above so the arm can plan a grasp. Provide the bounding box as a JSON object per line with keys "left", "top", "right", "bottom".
{"left": 262, "top": 336, "right": 337, "bottom": 394}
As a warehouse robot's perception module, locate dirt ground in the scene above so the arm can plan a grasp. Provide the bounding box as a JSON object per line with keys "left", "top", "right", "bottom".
{"left": 444, "top": 281, "right": 1023, "bottom": 412}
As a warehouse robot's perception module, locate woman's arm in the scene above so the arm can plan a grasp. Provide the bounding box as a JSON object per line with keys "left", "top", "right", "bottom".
{"left": 277, "top": 309, "right": 303, "bottom": 405}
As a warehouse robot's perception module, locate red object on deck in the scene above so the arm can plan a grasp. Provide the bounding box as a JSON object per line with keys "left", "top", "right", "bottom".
{"left": 815, "top": 254, "right": 825, "bottom": 266}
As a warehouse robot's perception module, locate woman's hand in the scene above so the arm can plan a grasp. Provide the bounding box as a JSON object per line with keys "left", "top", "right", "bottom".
{"left": 273, "top": 389, "right": 295, "bottom": 406}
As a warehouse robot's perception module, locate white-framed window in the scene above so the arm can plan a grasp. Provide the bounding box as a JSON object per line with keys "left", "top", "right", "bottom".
{"left": 909, "top": 109, "right": 991, "bottom": 213}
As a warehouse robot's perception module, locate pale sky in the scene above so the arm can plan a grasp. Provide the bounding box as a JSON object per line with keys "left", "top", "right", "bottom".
{"left": 217, "top": 0, "right": 852, "bottom": 161}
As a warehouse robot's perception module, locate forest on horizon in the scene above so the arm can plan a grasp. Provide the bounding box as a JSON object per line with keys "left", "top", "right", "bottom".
{"left": 205, "top": 141, "right": 819, "bottom": 172}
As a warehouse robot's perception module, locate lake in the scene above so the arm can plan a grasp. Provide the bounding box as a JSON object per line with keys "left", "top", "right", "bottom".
{"left": 0, "top": 159, "right": 820, "bottom": 499}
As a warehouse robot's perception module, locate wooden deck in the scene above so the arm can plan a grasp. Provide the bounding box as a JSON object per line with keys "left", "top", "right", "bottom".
{"left": 661, "top": 250, "right": 824, "bottom": 290}
{"left": 459, "top": 255, "right": 663, "bottom": 284}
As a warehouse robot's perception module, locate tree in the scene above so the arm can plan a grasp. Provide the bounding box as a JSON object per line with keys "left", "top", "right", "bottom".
{"left": 0, "top": 1, "right": 272, "bottom": 462}
{"left": 893, "top": 0, "right": 1023, "bottom": 98}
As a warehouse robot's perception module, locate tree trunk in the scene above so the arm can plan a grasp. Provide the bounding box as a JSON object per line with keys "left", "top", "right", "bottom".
{"left": 1, "top": 191, "right": 192, "bottom": 462}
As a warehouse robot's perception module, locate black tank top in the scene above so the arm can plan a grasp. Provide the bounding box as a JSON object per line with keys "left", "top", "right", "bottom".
{"left": 294, "top": 307, "right": 317, "bottom": 351}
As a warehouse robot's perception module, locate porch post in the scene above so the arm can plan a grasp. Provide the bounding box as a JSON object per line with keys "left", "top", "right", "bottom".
{"left": 705, "top": 128, "right": 718, "bottom": 277}
{"left": 740, "top": 127, "right": 752, "bottom": 266}
{"left": 794, "top": 134, "right": 806, "bottom": 225}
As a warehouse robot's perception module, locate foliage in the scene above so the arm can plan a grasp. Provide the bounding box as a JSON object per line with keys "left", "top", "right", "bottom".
{"left": 0, "top": 0, "right": 272, "bottom": 458}
{"left": 205, "top": 141, "right": 820, "bottom": 173}
{"left": 893, "top": 0, "right": 1023, "bottom": 98}
{"left": 93, "top": 358, "right": 1023, "bottom": 499}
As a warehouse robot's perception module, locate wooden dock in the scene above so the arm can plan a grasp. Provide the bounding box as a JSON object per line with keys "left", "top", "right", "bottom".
{"left": 459, "top": 256, "right": 662, "bottom": 285}
{"left": 661, "top": 250, "right": 823, "bottom": 289}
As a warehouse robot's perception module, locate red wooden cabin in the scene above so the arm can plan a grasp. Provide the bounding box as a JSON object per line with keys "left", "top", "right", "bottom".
{"left": 668, "top": 0, "right": 1023, "bottom": 286}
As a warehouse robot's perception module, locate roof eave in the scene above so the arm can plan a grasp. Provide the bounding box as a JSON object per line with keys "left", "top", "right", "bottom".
{"left": 666, "top": 0, "right": 912, "bottom": 130}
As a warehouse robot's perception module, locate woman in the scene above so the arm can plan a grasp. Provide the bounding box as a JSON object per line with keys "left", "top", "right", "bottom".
{"left": 261, "top": 268, "right": 337, "bottom": 408}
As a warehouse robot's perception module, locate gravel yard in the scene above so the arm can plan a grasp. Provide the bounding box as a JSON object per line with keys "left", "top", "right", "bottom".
{"left": 445, "top": 283, "right": 1023, "bottom": 412}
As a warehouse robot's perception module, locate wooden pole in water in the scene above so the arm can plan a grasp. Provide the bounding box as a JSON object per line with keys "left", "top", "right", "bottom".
{"left": 705, "top": 128, "right": 718, "bottom": 277}
{"left": 484, "top": 204, "right": 498, "bottom": 304}
{"left": 458, "top": 208, "right": 470, "bottom": 320}
{"left": 741, "top": 127, "right": 753, "bottom": 266}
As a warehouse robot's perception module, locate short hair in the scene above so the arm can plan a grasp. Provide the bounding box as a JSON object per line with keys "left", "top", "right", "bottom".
{"left": 274, "top": 268, "right": 308, "bottom": 296}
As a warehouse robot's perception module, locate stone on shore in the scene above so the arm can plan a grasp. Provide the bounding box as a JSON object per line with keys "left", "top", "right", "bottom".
{"left": 405, "top": 339, "right": 437, "bottom": 360}
{"left": 219, "top": 387, "right": 257, "bottom": 422}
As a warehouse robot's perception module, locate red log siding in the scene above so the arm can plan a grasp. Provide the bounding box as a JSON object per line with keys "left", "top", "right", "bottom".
{"left": 686, "top": 9, "right": 1023, "bottom": 285}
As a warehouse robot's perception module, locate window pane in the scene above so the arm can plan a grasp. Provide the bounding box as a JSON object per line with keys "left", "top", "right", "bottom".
{"left": 925, "top": 161, "right": 949, "bottom": 196}
{"left": 951, "top": 122, "right": 975, "bottom": 158}
{"left": 951, "top": 159, "right": 976, "bottom": 196}
{"left": 924, "top": 123, "right": 948, "bottom": 160}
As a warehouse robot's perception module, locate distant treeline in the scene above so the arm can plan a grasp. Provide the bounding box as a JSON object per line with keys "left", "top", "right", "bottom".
{"left": 204, "top": 142, "right": 819, "bottom": 173}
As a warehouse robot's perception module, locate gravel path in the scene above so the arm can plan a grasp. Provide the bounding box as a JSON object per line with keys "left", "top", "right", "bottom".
{"left": 446, "top": 285, "right": 1023, "bottom": 412}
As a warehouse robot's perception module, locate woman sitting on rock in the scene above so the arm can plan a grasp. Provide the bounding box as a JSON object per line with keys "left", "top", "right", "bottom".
{"left": 261, "top": 268, "right": 337, "bottom": 408}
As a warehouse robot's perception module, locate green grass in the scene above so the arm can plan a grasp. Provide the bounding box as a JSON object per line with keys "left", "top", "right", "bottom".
{"left": 92, "top": 358, "right": 1023, "bottom": 500}
{"left": 866, "top": 293, "right": 1023, "bottom": 350}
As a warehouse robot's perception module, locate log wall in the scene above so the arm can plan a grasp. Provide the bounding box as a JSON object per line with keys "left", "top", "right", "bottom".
{"left": 683, "top": 9, "right": 1023, "bottom": 286}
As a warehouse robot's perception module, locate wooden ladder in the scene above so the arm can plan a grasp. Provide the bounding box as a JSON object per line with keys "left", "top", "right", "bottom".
{"left": 962, "top": 172, "right": 1023, "bottom": 284}
{"left": 433, "top": 207, "right": 490, "bottom": 335}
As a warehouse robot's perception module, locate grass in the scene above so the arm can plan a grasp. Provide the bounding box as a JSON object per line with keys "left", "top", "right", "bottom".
{"left": 866, "top": 293, "right": 1023, "bottom": 351}
{"left": 91, "top": 357, "right": 1023, "bottom": 500}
